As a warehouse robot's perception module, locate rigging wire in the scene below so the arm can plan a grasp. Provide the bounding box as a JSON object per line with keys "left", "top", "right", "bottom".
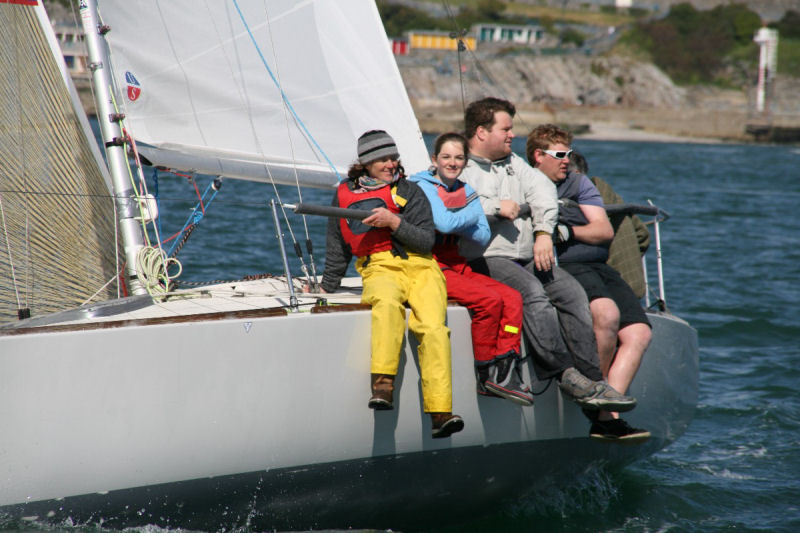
{"left": 0, "top": 196, "right": 22, "bottom": 310}
{"left": 256, "top": 0, "right": 321, "bottom": 285}
{"left": 438, "top": 0, "right": 531, "bottom": 131}
{"left": 231, "top": 0, "right": 341, "bottom": 181}
{"left": 441, "top": 0, "right": 469, "bottom": 115}
{"left": 230, "top": 0, "right": 327, "bottom": 287}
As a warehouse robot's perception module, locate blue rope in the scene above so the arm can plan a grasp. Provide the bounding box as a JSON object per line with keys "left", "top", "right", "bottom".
{"left": 166, "top": 179, "right": 221, "bottom": 258}
{"left": 232, "top": 0, "right": 342, "bottom": 181}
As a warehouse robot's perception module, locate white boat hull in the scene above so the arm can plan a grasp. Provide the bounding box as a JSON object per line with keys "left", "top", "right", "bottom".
{"left": 0, "top": 285, "right": 697, "bottom": 530}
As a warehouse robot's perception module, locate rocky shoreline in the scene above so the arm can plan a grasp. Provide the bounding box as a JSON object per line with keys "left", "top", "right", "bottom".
{"left": 412, "top": 102, "right": 744, "bottom": 144}
{"left": 402, "top": 52, "right": 800, "bottom": 144}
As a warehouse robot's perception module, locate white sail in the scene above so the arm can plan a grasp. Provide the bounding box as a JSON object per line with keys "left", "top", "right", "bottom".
{"left": 102, "top": 0, "right": 429, "bottom": 187}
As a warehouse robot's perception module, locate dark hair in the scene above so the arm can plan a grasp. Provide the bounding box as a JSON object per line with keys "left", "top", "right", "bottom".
{"left": 568, "top": 150, "right": 589, "bottom": 174}
{"left": 347, "top": 161, "right": 406, "bottom": 181}
{"left": 433, "top": 132, "right": 469, "bottom": 158}
{"left": 525, "top": 123, "right": 573, "bottom": 166}
{"left": 464, "top": 97, "right": 516, "bottom": 139}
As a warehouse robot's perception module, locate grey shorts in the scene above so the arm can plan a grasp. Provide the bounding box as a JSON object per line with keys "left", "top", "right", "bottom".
{"left": 560, "top": 262, "right": 651, "bottom": 328}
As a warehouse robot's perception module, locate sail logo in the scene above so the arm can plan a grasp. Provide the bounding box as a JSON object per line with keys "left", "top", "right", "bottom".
{"left": 125, "top": 72, "right": 141, "bottom": 102}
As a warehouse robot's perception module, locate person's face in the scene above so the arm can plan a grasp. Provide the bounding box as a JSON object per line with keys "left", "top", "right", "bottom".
{"left": 432, "top": 140, "right": 466, "bottom": 182}
{"left": 479, "top": 111, "right": 514, "bottom": 160}
{"left": 534, "top": 142, "right": 571, "bottom": 182}
{"left": 365, "top": 156, "right": 399, "bottom": 183}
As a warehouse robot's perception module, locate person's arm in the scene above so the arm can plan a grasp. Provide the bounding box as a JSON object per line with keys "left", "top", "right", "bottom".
{"left": 391, "top": 180, "right": 435, "bottom": 254}
{"left": 320, "top": 191, "right": 353, "bottom": 292}
{"left": 460, "top": 184, "right": 491, "bottom": 245}
{"left": 573, "top": 204, "right": 614, "bottom": 244}
{"left": 520, "top": 161, "right": 558, "bottom": 271}
{"left": 416, "top": 178, "right": 488, "bottom": 242}
{"left": 568, "top": 174, "right": 614, "bottom": 245}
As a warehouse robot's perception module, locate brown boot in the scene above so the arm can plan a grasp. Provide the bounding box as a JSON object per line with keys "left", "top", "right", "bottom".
{"left": 368, "top": 373, "right": 395, "bottom": 410}
{"left": 431, "top": 412, "right": 464, "bottom": 439}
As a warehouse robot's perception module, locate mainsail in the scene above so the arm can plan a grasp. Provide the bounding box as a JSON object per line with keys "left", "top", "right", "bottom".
{"left": 102, "top": 0, "right": 430, "bottom": 187}
{"left": 0, "top": 2, "right": 119, "bottom": 323}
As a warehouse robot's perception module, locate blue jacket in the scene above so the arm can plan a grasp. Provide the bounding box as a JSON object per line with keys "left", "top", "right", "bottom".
{"left": 409, "top": 169, "right": 490, "bottom": 247}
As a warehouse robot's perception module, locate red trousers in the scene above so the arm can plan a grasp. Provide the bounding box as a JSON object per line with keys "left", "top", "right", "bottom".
{"left": 440, "top": 259, "right": 523, "bottom": 363}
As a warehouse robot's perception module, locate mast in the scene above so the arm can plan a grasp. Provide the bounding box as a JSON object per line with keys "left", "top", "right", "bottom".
{"left": 79, "top": 0, "right": 147, "bottom": 295}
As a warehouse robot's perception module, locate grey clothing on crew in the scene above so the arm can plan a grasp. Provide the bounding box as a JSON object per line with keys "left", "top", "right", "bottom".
{"left": 459, "top": 153, "right": 602, "bottom": 381}
{"left": 468, "top": 257, "right": 601, "bottom": 381}
{"left": 459, "top": 153, "right": 558, "bottom": 262}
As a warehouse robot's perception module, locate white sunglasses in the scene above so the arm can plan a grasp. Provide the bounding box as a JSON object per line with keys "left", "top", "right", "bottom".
{"left": 542, "top": 149, "right": 573, "bottom": 160}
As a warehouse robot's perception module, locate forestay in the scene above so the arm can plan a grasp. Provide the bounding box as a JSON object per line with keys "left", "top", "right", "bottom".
{"left": 102, "top": 0, "right": 429, "bottom": 188}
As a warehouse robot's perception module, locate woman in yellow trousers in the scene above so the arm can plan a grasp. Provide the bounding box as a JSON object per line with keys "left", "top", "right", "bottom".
{"left": 319, "top": 129, "right": 464, "bottom": 439}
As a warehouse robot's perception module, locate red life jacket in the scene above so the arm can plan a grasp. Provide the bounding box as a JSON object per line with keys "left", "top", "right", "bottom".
{"left": 432, "top": 182, "right": 469, "bottom": 264}
{"left": 337, "top": 181, "right": 402, "bottom": 258}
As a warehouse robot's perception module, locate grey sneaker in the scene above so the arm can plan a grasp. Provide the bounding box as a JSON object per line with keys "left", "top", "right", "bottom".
{"left": 558, "top": 367, "right": 636, "bottom": 412}
{"left": 485, "top": 356, "right": 534, "bottom": 407}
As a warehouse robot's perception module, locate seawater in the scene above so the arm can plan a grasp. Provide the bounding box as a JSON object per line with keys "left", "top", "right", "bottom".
{"left": 13, "top": 136, "right": 800, "bottom": 532}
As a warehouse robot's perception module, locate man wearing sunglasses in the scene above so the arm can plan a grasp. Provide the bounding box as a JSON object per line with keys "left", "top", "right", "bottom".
{"left": 458, "top": 97, "right": 637, "bottom": 423}
{"left": 527, "top": 124, "right": 651, "bottom": 443}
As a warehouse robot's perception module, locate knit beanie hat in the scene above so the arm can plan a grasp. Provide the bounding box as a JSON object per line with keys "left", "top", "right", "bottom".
{"left": 357, "top": 130, "right": 399, "bottom": 164}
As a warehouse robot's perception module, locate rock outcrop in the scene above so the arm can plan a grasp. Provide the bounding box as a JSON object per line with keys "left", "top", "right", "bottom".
{"left": 398, "top": 50, "right": 800, "bottom": 141}
{"left": 400, "top": 52, "right": 688, "bottom": 110}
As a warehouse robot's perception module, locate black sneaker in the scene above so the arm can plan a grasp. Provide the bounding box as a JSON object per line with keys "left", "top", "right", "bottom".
{"left": 485, "top": 356, "right": 534, "bottom": 407}
{"left": 590, "top": 418, "right": 651, "bottom": 444}
{"left": 475, "top": 364, "right": 498, "bottom": 397}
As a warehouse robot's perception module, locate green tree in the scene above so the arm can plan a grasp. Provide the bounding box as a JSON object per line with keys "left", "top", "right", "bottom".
{"left": 560, "top": 27, "right": 586, "bottom": 48}
{"left": 376, "top": 1, "right": 439, "bottom": 37}
{"left": 631, "top": 2, "right": 762, "bottom": 84}
{"left": 773, "top": 10, "right": 800, "bottom": 39}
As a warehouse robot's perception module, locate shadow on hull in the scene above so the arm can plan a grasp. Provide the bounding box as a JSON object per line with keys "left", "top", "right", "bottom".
{"left": 2, "top": 436, "right": 667, "bottom": 532}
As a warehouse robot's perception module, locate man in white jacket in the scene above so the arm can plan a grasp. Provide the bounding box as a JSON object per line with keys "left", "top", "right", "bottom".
{"left": 459, "top": 97, "right": 636, "bottom": 418}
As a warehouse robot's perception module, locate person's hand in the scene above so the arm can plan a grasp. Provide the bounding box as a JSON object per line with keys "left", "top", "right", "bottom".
{"left": 554, "top": 224, "right": 573, "bottom": 243}
{"left": 363, "top": 207, "right": 401, "bottom": 231}
{"left": 497, "top": 199, "right": 520, "bottom": 219}
{"left": 533, "top": 233, "right": 554, "bottom": 272}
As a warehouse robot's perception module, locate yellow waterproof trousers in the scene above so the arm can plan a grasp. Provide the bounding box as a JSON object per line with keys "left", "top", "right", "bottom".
{"left": 356, "top": 251, "right": 452, "bottom": 413}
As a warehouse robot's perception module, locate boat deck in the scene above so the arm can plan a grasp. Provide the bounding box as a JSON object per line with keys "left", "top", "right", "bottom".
{"left": 1, "top": 277, "right": 367, "bottom": 331}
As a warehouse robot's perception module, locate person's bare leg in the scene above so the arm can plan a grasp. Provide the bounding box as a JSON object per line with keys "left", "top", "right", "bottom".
{"left": 590, "top": 297, "right": 620, "bottom": 376}
{"left": 599, "top": 321, "right": 651, "bottom": 421}
{"left": 608, "top": 322, "right": 651, "bottom": 396}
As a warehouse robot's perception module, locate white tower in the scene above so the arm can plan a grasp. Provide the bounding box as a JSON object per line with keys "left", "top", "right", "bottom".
{"left": 753, "top": 27, "right": 778, "bottom": 114}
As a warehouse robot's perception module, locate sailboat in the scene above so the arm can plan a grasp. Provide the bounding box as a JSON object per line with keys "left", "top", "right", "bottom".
{"left": 0, "top": 1, "right": 698, "bottom": 530}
